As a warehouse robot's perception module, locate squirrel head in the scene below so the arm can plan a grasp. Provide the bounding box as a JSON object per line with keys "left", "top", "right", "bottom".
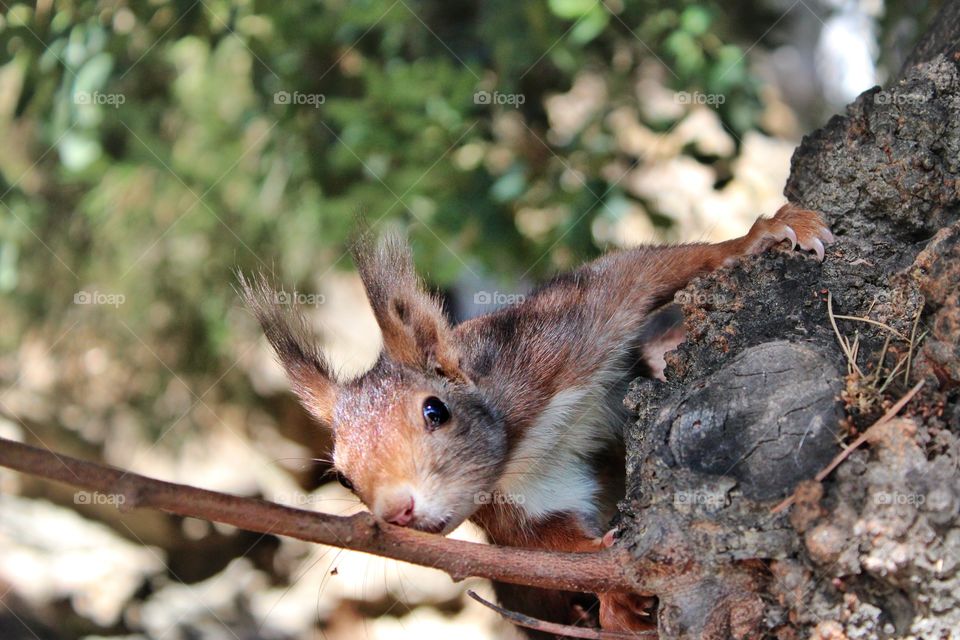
{"left": 240, "top": 234, "right": 506, "bottom": 534}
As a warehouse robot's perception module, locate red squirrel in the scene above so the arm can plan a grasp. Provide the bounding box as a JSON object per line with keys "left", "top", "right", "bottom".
{"left": 240, "top": 204, "right": 833, "bottom": 633}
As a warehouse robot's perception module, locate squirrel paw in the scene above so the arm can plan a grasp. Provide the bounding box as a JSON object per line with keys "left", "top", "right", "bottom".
{"left": 746, "top": 203, "right": 835, "bottom": 261}
{"left": 596, "top": 529, "right": 657, "bottom": 632}
{"left": 599, "top": 592, "right": 657, "bottom": 632}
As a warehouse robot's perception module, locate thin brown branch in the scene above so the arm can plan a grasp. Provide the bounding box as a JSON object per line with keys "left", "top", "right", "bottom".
{"left": 466, "top": 590, "right": 654, "bottom": 639}
{"left": 0, "top": 437, "right": 634, "bottom": 594}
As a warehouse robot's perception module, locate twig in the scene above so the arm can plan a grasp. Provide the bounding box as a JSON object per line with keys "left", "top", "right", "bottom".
{"left": 827, "top": 292, "right": 863, "bottom": 377}
{"left": 877, "top": 355, "right": 907, "bottom": 395}
{"left": 771, "top": 380, "right": 924, "bottom": 513}
{"left": 904, "top": 301, "right": 925, "bottom": 385}
{"left": 831, "top": 314, "right": 908, "bottom": 341}
{"left": 875, "top": 334, "right": 891, "bottom": 378}
{"left": 466, "top": 590, "right": 654, "bottom": 639}
{"left": 0, "top": 437, "right": 633, "bottom": 594}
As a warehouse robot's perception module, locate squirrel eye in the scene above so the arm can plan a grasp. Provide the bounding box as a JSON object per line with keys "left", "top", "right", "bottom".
{"left": 335, "top": 471, "right": 354, "bottom": 491}
{"left": 422, "top": 396, "right": 451, "bottom": 430}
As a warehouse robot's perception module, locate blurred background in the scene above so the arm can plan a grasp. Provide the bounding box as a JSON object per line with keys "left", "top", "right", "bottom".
{"left": 0, "top": 0, "right": 942, "bottom": 638}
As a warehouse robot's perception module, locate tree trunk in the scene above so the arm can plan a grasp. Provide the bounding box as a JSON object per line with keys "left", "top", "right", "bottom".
{"left": 617, "top": 6, "right": 960, "bottom": 638}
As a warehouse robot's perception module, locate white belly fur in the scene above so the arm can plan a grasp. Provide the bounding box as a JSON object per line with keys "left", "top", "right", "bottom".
{"left": 495, "top": 377, "right": 624, "bottom": 525}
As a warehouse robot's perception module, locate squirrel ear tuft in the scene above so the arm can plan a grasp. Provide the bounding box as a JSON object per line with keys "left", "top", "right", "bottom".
{"left": 237, "top": 272, "right": 338, "bottom": 426}
{"left": 352, "top": 233, "right": 466, "bottom": 382}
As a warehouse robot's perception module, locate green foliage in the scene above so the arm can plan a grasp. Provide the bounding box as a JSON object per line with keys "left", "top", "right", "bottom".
{"left": 0, "top": 0, "right": 925, "bottom": 423}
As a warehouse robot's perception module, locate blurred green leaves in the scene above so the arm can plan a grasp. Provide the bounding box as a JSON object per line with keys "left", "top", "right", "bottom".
{"left": 0, "top": 0, "right": 783, "bottom": 391}
{"left": 548, "top": 0, "right": 610, "bottom": 44}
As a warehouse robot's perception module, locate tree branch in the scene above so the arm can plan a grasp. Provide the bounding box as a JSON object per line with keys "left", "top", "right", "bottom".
{"left": 0, "top": 437, "right": 634, "bottom": 594}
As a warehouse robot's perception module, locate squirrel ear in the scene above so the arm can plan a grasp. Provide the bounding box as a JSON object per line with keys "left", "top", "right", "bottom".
{"left": 352, "top": 233, "right": 466, "bottom": 382}
{"left": 238, "top": 272, "right": 338, "bottom": 426}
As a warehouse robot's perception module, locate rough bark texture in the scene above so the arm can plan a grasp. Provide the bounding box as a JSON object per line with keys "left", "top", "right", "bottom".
{"left": 615, "top": 18, "right": 960, "bottom": 639}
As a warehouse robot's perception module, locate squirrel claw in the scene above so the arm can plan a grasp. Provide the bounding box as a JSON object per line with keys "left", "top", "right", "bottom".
{"left": 810, "top": 237, "right": 825, "bottom": 262}
{"left": 783, "top": 226, "right": 798, "bottom": 250}
{"left": 747, "top": 203, "right": 833, "bottom": 261}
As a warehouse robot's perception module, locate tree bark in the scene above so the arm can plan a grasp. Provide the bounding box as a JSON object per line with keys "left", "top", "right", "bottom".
{"left": 616, "top": 12, "right": 960, "bottom": 638}
{"left": 902, "top": 2, "right": 960, "bottom": 73}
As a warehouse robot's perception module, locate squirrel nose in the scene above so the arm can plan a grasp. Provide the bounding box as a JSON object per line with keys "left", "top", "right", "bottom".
{"left": 382, "top": 495, "right": 415, "bottom": 527}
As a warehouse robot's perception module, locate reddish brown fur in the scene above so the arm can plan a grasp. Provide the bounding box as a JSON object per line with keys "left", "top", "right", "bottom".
{"left": 242, "top": 204, "right": 833, "bottom": 632}
{"left": 352, "top": 233, "right": 466, "bottom": 381}
{"left": 237, "top": 272, "right": 339, "bottom": 424}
